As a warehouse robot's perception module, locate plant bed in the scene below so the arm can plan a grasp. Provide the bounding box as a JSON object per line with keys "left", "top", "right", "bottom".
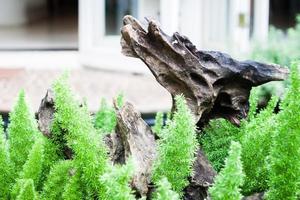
{"left": 0, "top": 16, "right": 299, "bottom": 200}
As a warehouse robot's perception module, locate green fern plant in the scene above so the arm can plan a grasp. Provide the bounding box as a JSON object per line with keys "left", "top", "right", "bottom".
{"left": 8, "top": 90, "right": 39, "bottom": 172}
{"left": 100, "top": 160, "right": 135, "bottom": 200}
{"left": 153, "top": 177, "right": 179, "bottom": 200}
{"left": 247, "top": 88, "right": 259, "bottom": 121}
{"left": 15, "top": 179, "right": 38, "bottom": 200}
{"left": 52, "top": 74, "right": 109, "bottom": 197}
{"left": 62, "top": 170, "right": 83, "bottom": 200}
{"left": 209, "top": 141, "right": 244, "bottom": 200}
{"left": 116, "top": 92, "right": 124, "bottom": 108}
{"left": 41, "top": 160, "right": 73, "bottom": 200}
{"left": 18, "top": 137, "right": 45, "bottom": 187}
{"left": 152, "top": 112, "right": 164, "bottom": 137}
{"left": 152, "top": 95, "right": 198, "bottom": 194}
{"left": 267, "top": 62, "right": 300, "bottom": 200}
{"left": 200, "top": 89, "right": 259, "bottom": 173}
{"left": 38, "top": 138, "right": 62, "bottom": 191}
{"left": 11, "top": 136, "right": 45, "bottom": 199}
{"left": 200, "top": 119, "right": 240, "bottom": 172}
{"left": 0, "top": 115, "right": 12, "bottom": 199}
{"left": 241, "top": 96, "right": 278, "bottom": 194}
{"left": 94, "top": 98, "right": 117, "bottom": 134}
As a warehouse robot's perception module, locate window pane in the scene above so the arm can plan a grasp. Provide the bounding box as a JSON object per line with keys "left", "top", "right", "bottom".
{"left": 105, "top": 0, "right": 137, "bottom": 35}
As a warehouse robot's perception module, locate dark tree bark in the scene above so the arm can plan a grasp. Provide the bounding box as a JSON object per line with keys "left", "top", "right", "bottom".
{"left": 113, "top": 101, "right": 157, "bottom": 196}
{"left": 243, "top": 192, "right": 265, "bottom": 200}
{"left": 184, "top": 149, "right": 217, "bottom": 199}
{"left": 37, "top": 89, "right": 73, "bottom": 159}
{"left": 120, "top": 15, "right": 289, "bottom": 126}
{"left": 37, "top": 89, "right": 55, "bottom": 137}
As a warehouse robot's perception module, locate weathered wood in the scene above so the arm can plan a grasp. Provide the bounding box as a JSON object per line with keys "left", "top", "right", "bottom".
{"left": 243, "top": 192, "right": 265, "bottom": 200}
{"left": 37, "top": 89, "right": 55, "bottom": 137}
{"left": 37, "top": 89, "right": 73, "bottom": 159}
{"left": 112, "top": 101, "right": 216, "bottom": 199}
{"left": 121, "top": 15, "right": 289, "bottom": 126}
{"left": 184, "top": 149, "right": 217, "bottom": 199}
{"left": 114, "top": 101, "right": 157, "bottom": 196}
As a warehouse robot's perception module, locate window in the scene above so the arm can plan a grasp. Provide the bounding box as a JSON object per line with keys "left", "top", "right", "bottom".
{"left": 105, "top": 0, "right": 138, "bottom": 35}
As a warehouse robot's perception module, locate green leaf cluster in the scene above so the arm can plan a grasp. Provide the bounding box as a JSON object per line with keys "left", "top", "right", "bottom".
{"left": 94, "top": 98, "right": 117, "bottom": 134}
{"left": 153, "top": 95, "right": 198, "bottom": 194}
{"left": 209, "top": 141, "right": 244, "bottom": 200}
{"left": 41, "top": 160, "right": 73, "bottom": 199}
{"left": 200, "top": 119, "right": 240, "bottom": 172}
{"left": 8, "top": 90, "right": 39, "bottom": 172}
{"left": 0, "top": 116, "right": 12, "bottom": 199}
{"left": 267, "top": 62, "right": 300, "bottom": 200}
{"left": 15, "top": 179, "right": 38, "bottom": 200}
{"left": 241, "top": 96, "right": 278, "bottom": 194}
{"left": 153, "top": 177, "right": 180, "bottom": 200}
{"left": 100, "top": 159, "right": 135, "bottom": 200}
{"left": 52, "top": 74, "right": 109, "bottom": 196}
{"left": 152, "top": 111, "right": 164, "bottom": 137}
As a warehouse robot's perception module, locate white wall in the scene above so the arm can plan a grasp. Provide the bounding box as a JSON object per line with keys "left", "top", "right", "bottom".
{"left": 179, "top": 0, "right": 202, "bottom": 48}
{"left": 138, "top": 0, "right": 160, "bottom": 20}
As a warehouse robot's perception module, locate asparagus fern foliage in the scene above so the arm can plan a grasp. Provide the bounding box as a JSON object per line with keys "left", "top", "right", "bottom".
{"left": 152, "top": 95, "right": 198, "bottom": 194}
{"left": 209, "top": 141, "right": 244, "bottom": 200}
{"left": 94, "top": 98, "right": 117, "bottom": 134}
{"left": 153, "top": 177, "right": 180, "bottom": 200}
{"left": 267, "top": 62, "right": 300, "bottom": 200}
{"left": 0, "top": 115, "right": 12, "bottom": 199}
{"left": 52, "top": 74, "right": 109, "bottom": 197}
{"left": 8, "top": 90, "right": 39, "bottom": 172}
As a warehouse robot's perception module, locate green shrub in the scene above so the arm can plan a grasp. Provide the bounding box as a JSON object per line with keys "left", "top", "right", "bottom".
{"left": 251, "top": 15, "right": 300, "bottom": 67}
{"left": 116, "top": 92, "right": 124, "bottom": 108}
{"left": 250, "top": 15, "right": 300, "bottom": 98}
{"left": 62, "top": 170, "right": 83, "bottom": 200}
{"left": 100, "top": 160, "right": 135, "bottom": 200}
{"left": 209, "top": 141, "right": 244, "bottom": 200}
{"left": 15, "top": 179, "right": 38, "bottom": 200}
{"left": 41, "top": 160, "right": 73, "bottom": 200}
{"left": 94, "top": 98, "right": 117, "bottom": 133}
{"left": 52, "top": 74, "right": 109, "bottom": 196}
{"left": 152, "top": 95, "right": 198, "bottom": 194}
{"left": 19, "top": 137, "right": 45, "bottom": 187}
{"left": 8, "top": 90, "right": 39, "bottom": 172}
{"left": 248, "top": 88, "right": 259, "bottom": 120}
{"left": 241, "top": 96, "right": 278, "bottom": 194}
{"left": 200, "top": 119, "right": 240, "bottom": 172}
{"left": 152, "top": 112, "right": 164, "bottom": 136}
{"left": 200, "top": 89, "right": 261, "bottom": 173}
{"left": 153, "top": 177, "right": 179, "bottom": 200}
{"left": 267, "top": 62, "right": 300, "bottom": 200}
{"left": 38, "top": 138, "right": 62, "bottom": 190}
{"left": 0, "top": 115, "right": 12, "bottom": 199}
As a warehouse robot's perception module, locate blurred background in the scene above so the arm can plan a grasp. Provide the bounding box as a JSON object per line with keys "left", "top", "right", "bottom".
{"left": 0, "top": 0, "right": 299, "bottom": 123}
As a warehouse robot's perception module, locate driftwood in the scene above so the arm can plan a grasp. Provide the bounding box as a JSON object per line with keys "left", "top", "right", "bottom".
{"left": 243, "top": 192, "right": 265, "bottom": 200}
{"left": 37, "top": 89, "right": 73, "bottom": 159}
{"left": 121, "top": 15, "right": 289, "bottom": 126}
{"left": 113, "top": 101, "right": 157, "bottom": 196}
{"left": 184, "top": 149, "right": 216, "bottom": 200}
{"left": 110, "top": 101, "right": 216, "bottom": 199}
{"left": 37, "top": 89, "right": 55, "bottom": 137}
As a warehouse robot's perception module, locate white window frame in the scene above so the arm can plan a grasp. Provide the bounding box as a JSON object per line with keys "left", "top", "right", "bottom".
{"left": 79, "top": 0, "right": 148, "bottom": 73}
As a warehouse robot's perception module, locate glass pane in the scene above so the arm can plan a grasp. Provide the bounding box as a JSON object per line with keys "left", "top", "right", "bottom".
{"left": 105, "top": 0, "right": 138, "bottom": 35}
